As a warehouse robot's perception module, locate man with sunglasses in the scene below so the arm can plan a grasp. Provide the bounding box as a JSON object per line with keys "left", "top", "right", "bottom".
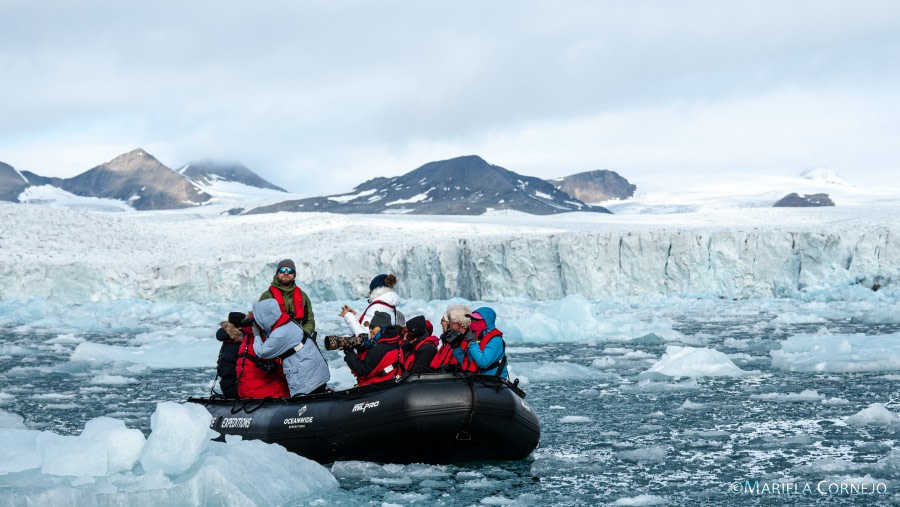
{"left": 258, "top": 259, "right": 316, "bottom": 339}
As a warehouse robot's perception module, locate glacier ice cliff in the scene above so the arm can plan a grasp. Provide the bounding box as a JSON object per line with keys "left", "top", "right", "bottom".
{"left": 0, "top": 203, "right": 897, "bottom": 304}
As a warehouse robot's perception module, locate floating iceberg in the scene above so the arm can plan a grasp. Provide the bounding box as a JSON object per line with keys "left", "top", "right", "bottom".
{"left": 845, "top": 403, "right": 900, "bottom": 426}
{"left": 642, "top": 346, "right": 751, "bottom": 377}
{"left": 0, "top": 402, "right": 339, "bottom": 504}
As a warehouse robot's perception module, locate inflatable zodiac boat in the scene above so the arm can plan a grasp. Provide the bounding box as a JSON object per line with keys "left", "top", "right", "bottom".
{"left": 187, "top": 373, "right": 540, "bottom": 464}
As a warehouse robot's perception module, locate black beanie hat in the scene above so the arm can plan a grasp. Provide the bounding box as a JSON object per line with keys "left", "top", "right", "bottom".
{"left": 277, "top": 259, "right": 296, "bottom": 272}
{"left": 405, "top": 315, "right": 428, "bottom": 339}
{"left": 228, "top": 312, "right": 247, "bottom": 327}
{"left": 369, "top": 311, "right": 392, "bottom": 330}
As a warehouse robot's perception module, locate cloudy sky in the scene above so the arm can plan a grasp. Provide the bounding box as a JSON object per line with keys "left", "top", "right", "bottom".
{"left": 2, "top": 1, "right": 899, "bottom": 195}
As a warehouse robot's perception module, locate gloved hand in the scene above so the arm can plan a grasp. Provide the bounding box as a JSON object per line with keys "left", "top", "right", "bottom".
{"left": 463, "top": 331, "right": 476, "bottom": 343}
{"left": 240, "top": 316, "right": 255, "bottom": 328}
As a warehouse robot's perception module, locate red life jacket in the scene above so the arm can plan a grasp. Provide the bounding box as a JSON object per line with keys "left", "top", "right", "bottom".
{"left": 236, "top": 327, "right": 289, "bottom": 398}
{"left": 358, "top": 299, "right": 396, "bottom": 325}
{"left": 401, "top": 336, "right": 439, "bottom": 371}
{"left": 429, "top": 340, "right": 478, "bottom": 372}
{"left": 355, "top": 334, "right": 402, "bottom": 386}
{"left": 429, "top": 344, "right": 457, "bottom": 370}
{"left": 457, "top": 339, "right": 479, "bottom": 373}
{"left": 270, "top": 285, "right": 305, "bottom": 320}
{"left": 460, "top": 329, "right": 504, "bottom": 373}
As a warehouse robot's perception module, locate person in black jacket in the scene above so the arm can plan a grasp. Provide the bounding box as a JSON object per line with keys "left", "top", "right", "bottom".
{"left": 215, "top": 311, "right": 246, "bottom": 398}
{"left": 400, "top": 315, "right": 438, "bottom": 375}
{"left": 343, "top": 311, "right": 402, "bottom": 386}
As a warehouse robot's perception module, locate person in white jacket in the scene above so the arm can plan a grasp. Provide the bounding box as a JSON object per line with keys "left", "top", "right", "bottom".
{"left": 339, "top": 273, "right": 404, "bottom": 337}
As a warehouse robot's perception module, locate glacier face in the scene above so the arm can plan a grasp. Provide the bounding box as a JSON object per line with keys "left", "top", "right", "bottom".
{"left": 0, "top": 203, "right": 897, "bottom": 304}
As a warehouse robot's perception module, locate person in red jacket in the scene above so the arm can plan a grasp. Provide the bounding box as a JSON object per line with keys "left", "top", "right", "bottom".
{"left": 400, "top": 315, "right": 438, "bottom": 375}
{"left": 430, "top": 304, "right": 476, "bottom": 372}
{"left": 235, "top": 318, "right": 290, "bottom": 398}
{"left": 343, "top": 311, "right": 402, "bottom": 386}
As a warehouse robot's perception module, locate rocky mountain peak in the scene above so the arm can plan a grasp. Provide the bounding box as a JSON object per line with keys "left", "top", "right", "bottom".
{"left": 547, "top": 169, "right": 636, "bottom": 203}
{"left": 102, "top": 148, "right": 164, "bottom": 172}
{"left": 247, "top": 155, "right": 610, "bottom": 216}
{"left": 773, "top": 193, "right": 835, "bottom": 207}
{"left": 60, "top": 149, "right": 211, "bottom": 210}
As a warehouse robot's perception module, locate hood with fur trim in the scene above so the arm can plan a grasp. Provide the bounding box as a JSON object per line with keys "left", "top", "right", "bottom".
{"left": 219, "top": 321, "right": 243, "bottom": 342}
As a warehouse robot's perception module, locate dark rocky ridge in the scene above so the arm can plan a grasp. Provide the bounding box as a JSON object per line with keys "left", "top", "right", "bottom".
{"left": 546, "top": 169, "right": 636, "bottom": 202}
{"left": 0, "top": 161, "right": 30, "bottom": 202}
{"left": 773, "top": 193, "right": 835, "bottom": 207}
{"left": 247, "top": 155, "right": 611, "bottom": 216}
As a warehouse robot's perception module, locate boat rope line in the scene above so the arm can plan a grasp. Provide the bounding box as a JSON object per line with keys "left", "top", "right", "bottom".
{"left": 455, "top": 375, "right": 477, "bottom": 441}
{"left": 232, "top": 397, "right": 278, "bottom": 414}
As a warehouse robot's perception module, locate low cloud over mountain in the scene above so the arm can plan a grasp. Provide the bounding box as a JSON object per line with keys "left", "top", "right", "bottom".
{"left": 179, "top": 160, "right": 286, "bottom": 192}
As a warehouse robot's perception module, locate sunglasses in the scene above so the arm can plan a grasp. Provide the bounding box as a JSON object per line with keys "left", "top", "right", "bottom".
{"left": 278, "top": 267, "right": 295, "bottom": 275}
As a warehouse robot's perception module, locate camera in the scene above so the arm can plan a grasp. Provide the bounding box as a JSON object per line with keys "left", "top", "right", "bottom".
{"left": 325, "top": 334, "right": 367, "bottom": 351}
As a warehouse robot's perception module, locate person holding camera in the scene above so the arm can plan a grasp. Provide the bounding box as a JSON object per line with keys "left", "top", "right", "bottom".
{"left": 343, "top": 311, "right": 403, "bottom": 386}
{"left": 429, "top": 304, "right": 473, "bottom": 371}
{"left": 258, "top": 259, "right": 316, "bottom": 338}
{"left": 250, "top": 298, "right": 330, "bottom": 396}
{"left": 339, "top": 273, "right": 402, "bottom": 336}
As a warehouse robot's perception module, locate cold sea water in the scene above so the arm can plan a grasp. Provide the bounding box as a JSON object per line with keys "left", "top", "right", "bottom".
{"left": 2, "top": 292, "right": 900, "bottom": 506}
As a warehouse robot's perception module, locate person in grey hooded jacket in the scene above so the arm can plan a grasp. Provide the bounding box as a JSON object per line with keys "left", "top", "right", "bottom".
{"left": 251, "top": 299, "right": 330, "bottom": 396}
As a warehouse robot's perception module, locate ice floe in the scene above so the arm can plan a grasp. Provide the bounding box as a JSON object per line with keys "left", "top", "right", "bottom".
{"left": 845, "top": 404, "right": 900, "bottom": 426}
{"left": 771, "top": 333, "right": 900, "bottom": 372}
{"left": 642, "top": 346, "right": 752, "bottom": 377}
{"left": 0, "top": 402, "right": 338, "bottom": 504}
{"left": 749, "top": 389, "right": 824, "bottom": 402}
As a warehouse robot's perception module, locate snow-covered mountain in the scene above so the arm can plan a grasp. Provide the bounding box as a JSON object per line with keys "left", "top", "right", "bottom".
{"left": 0, "top": 150, "right": 298, "bottom": 214}
{"left": 247, "top": 155, "right": 610, "bottom": 216}
{"left": 58, "top": 149, "right": 211, "bottom": 210}
{"left": 546, "top": 169, "right": 636, "bottom": 203}
{"left": 178, "top": 160, "right": 286, "bottom": 192}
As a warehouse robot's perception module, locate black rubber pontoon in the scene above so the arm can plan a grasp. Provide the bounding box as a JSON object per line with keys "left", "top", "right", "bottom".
{"left": 188, "top": 373, "right": 540, "bottom": 464}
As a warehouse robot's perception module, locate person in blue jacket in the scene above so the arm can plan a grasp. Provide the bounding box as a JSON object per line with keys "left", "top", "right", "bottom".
{"left": 451, "top": 306, "right": 508, "bottom": 378}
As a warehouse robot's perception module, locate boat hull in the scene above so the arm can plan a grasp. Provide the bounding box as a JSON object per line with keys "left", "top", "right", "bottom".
{"left": 188, "top": 373, "right": 540, "bottom": 464}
